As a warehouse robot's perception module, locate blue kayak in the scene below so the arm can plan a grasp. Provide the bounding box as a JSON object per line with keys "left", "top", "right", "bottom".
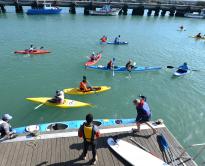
{"left": 87, "top": 65, "right": 162, "bottom": 72}
{"left": 107, "top": 41, "right": 128, "bottom": 45}
{"left": 14, "top": 118, "right": 135, "bottom": 135}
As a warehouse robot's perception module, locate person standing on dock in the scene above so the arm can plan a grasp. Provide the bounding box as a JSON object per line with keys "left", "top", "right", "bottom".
{"left": 78, "top": 113, "right": 100, "bottom": 165}
{"left": 132, "top": 96, "right": 157, "bottom": 134}
{"left": 0, "top": 114, "right": 15, "bottom": 139}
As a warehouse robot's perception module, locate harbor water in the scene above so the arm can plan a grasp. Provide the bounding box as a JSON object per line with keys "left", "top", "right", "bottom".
{"left": 0, "top": 7, "right": 205, "bottom": 164}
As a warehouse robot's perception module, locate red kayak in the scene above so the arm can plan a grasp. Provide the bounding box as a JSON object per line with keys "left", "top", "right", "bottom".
{"left": 85, "top": 54, "right": 102, "bottom": 66}
{"left": 14, "top": 49, "right": 50, "bottom": 55}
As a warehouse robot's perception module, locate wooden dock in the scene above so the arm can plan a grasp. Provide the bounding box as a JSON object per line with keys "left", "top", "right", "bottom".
{"left": 0, "top": 123, "right": 198, "bottom": 166}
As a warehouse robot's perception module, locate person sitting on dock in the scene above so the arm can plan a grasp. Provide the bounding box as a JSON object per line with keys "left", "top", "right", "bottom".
{"left": 177, "top": 62, "right": 188, "bottom": 73}
{"left": 125, "top": 60, "right": 135, "bottom": 72}
{"left": 100, "top": 35, "right": 107, "bottom": 43}
{"left": 107, "top": 59, "right": 113, "bottom": 69}
{"left": 49, "top": 90, "right": 64, "bottom": 104}
{"left": 196, "top": 33, "right": 202, "bottom": 38}
{"left": 0, "top": 114, "right": 16, "bottom": 139}
{"left": 78, "top": 113, "right": 100, "bottom": 165}
{"left": 114, "top": 35, "right": 120, "bottom": 44}
{"left": 80, "top": 76, "right": 93, "bottom": 92}
{"left": 132, "top": 96, "right": 157, "bottom": 134}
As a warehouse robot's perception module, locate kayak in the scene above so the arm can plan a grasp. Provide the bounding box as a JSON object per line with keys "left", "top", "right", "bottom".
{"left": 63, "top": 86, "right": 111, "bottom": 95}
{"left": 191, "top": 36, "right": 205, "bottom": 40}
{"left": 26, "top": 97, "right": 92, "bottom": 108}
{"left": 87, "top": 65, "right": 162, "bottom": 72}
{"left": 107, "top": 41, "right": 128, "bottom": 45}
{"left": 14, "top": 118, "right": 136, "bottom": 135}
{"left": 84, "top": 54, "right": 102, "bottom": 66}
{"left": 14, "top": 50, "right": 50, "bottom": 54}
{"left": 173, "top": 69, "right": 190, "bottom": 76}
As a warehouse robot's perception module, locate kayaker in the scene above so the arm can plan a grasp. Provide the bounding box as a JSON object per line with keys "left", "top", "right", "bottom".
{"left": 179, "top": 25, "right": 184, "bottom": 30}
{"left": 49, "top": 90, "right": 64, "bottom": 104}
{"left": 107, "top": 60, "right": 113, "bottom": 69}
{"left": 29, "top": 45, "right": 34, "bottom": 51}
{"left": 132, "top": 96, "right": 157, "bottom": 134}
{"left": 196, "top": 33, "right": 202, "bottom": 38}
{"left": 177, "top": 62, "right": 188, "bottom": 73}
{"left": 125, "top": 60, "right": 135, "bottom": 72}
{"left": 0, "top": 114, "right": 16, "bottom": 139}
{"left": 100, "top": 35, "right": 107, "bottom": 43}
{"left": 114, "top": 35, "right": 120, "bottom": 44}
{"left": 90, "top": 52, "right": 97, "bottom": 62}
{"left": 80, "top": 76, "right": 93, "bottom": 92}
{"left": 78, "top": 113, "right": 100, "bottom": 165}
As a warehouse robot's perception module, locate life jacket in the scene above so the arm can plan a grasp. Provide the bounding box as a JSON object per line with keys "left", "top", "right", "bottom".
{"left": 80, "top": 81, "right": 87, "bottom": 91}
{"left": 137, "top": 101, "right": 151, "bottom": 117}
{"left": 101, "top": 37, "right": 107, "bottom": 42}
{"left": 82, "top": 123, "right": 95, "bottom": 142}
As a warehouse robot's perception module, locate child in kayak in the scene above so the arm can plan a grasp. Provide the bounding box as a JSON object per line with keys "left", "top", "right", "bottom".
{"left": 100, "top": 36, "right": 107, "bottom": 43}
{"left": 80, "top": 76, "right": 93, "bottom": 92}
{"left": 177, "top": 62, "right": 188, "bottom": 73}
{"left": 114, "top": 35, "right": 120, "bottom": 44}
{"left": 49, "top": 90, "right": 64, "bottom": 104}
{"left": 125, "top": 60, "right": 135, "bottom": 72}
{"left": 90, "top": 52, "right": 98, "bottom": 62}
{"left": 107, "top": 60, "right": 113, "bottom": 69}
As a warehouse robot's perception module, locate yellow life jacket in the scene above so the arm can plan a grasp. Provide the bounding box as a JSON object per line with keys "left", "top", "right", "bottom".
{"left": 82, "top": 123, "right": 94, "bottom": 142}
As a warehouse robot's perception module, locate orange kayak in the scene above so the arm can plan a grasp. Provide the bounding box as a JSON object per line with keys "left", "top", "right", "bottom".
{"left": 14, "top": 49, "right": 50, "bottom": 54}
{"left": 85, "top": 54, "right": 102, "bottom": 66}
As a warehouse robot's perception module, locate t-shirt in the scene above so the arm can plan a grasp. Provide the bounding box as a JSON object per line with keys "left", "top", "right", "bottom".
{"left": 0, "top": 120, "right": 10, "bottom": 136}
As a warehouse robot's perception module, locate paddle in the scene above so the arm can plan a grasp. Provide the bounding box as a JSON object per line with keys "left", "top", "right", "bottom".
{"left": 34, "top": 103, "right": 45, "bottom": 110}
{"left": 157, "top": 134, "right": 177, "bottom": 166}
{"left": 112, "top": 58, "right": 115, "bottom": 77}
{"left": 167, "top": 66, "right": 199, "bottom": 71}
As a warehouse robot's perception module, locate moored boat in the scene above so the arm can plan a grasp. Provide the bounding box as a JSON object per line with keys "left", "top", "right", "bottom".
{"left": 184, "top": 9, "right": 205, "bottom": 19}
{"left": 27, "top": 3, "right": 62, "bottom": 15}
{"left": 89, "top": 5, "right": 121, "bottom": 16}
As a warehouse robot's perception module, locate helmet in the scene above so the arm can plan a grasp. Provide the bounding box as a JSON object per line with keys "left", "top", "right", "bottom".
{"left": 184, "top": 62, "right": 187, "bottom": 65}
{"left": 83, "top": 76, "right": 87, "bottom": 80}
{"left": 2, "top": 114, "right": 12, "bottom": 121}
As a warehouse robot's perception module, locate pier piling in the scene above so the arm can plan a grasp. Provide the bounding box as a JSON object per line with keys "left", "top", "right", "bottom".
{"left": 0, "top": 5, "right": 6, "bottom": 13}
{"left": 147, "top": 9, "right": 152, "bottom": 16}
{"left": 122, "top": 4, "right": 128, "bottom": 15}
{"left": 69, "top": 3, "right": 76, "bottom": 14}
{"left": 14, "top": 2, "right": 23, "bottom": 13}
{"left": 132, "top": 6, "right": 144, "bottom": 16}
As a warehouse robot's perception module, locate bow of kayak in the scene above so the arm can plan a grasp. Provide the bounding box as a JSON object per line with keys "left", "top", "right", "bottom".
{"left": 173, "top": 70, "right": 190, "bottom": 76}
{"left": 63, "top": 86, "right": 111, "bottom": 95}
{"left": 26, "top": 97, "right": 92, "bottom": 108}
{"left": 85, "top": 54, "right": 102, "bottom": 66}
{"left": 14, "top": 50, "right": 50, "bottom": 54}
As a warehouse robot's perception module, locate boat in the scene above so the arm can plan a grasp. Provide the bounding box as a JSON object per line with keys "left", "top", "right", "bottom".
{"left": 85, "top": 54, "right": 102, "bottom": 66}
{"left": 63, "top": 86, "right": 111, "bottom": 95}
{"left": 89, "top": 5, "right": 121, "bottom": 16}
{"left": 26, "top": 3, "right": 62, "bottom": 15}
{"left": 173, "top": 69, "right": 190, "bottom": 76}
{"left": 14, "top": 49, "right": 50, "bottom": 54}
{"left": 26, "top": 97, "right": 92, "bottom": 108}
{"left": 184, "top": 9, "right": 205, "bottom": 19}
{"left": 107, "top": 41, "right": 128, "bottom": 45}
{"left": 87, "top": 65, "right": 162, "bottom": 72}
{"left": 191, "top": 36, "right": 205, "bottom": 40}
{"left": 14, "top": 118, "right": 136, "bottom": 134}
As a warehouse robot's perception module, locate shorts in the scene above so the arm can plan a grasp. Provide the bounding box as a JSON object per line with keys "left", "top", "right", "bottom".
{"left": 136, "top": 114, "right": 151, "bottom": 123}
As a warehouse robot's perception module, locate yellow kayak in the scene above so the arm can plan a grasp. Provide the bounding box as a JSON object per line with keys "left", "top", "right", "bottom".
{"left": 26, "top": 97, "right": 92, "bottom": 108}
{"left": 63, "top": 86, "right": 111, "bottom": 95}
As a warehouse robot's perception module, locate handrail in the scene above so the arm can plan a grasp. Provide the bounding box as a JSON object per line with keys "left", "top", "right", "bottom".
{"left": 179, "top": 143, "right": 205, "bottom": 160}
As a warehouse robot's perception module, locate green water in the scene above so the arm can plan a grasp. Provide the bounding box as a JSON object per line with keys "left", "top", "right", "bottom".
{"left": 1, "top": 9, "right": 205, "bottom": 164}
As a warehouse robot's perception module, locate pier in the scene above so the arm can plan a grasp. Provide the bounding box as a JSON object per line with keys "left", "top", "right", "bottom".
{"left": 0, "top": 0, "right": 205, "bottom": 16}
{"left": 0, "top": 122, "right": 198, "bottom": 166}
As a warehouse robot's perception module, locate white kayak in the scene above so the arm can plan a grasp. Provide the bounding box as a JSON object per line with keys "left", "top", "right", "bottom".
{"left": 173, "top": 69, "right": 190, "bottom": 76}
{"left": 107, "top": 138, "right": 168, "bottom": 166}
